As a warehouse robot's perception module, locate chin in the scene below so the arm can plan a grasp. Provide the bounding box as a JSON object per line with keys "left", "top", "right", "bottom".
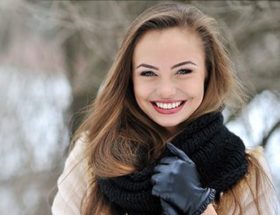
{"left": 154, "top": 121, "right": 180, "bottom": 128}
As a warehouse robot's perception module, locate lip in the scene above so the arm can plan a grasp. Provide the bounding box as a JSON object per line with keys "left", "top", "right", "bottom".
{"left": 151, "top": 99, "right": 185, "bottom": 103}
{"left": 151, "top": 100, "right": 186, "bottom": 114}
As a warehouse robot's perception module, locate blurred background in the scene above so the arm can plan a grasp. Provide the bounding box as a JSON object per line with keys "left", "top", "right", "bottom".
{"left": 0, "top": 0, "right": 279, "bottom": 214}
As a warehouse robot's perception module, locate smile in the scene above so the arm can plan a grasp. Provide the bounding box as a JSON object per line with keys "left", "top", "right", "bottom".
{"left": 151, "top": 100, "right": 186, "bottom": 114}
{"left": 155, "top": 101, "right": 183, "bottom": 109}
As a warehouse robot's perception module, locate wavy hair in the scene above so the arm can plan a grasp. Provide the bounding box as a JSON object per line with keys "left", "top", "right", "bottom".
{"left": 68, "top": 2, "right": 273, "bottom": 214}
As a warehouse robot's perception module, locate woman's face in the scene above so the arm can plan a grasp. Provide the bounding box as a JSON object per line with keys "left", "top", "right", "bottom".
{"left": 132, "top": 27, "right": 206, "bottom": 135}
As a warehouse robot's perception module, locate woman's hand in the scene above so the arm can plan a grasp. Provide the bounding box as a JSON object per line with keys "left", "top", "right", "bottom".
{"left": 151, "top": 143, "right": 216, "bottom": 215}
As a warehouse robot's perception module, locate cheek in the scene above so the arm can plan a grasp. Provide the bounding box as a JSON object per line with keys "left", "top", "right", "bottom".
{"left": 196, "top": 81, "right": 206, "bottom": 103}
{"left": 133, "top": 80, "right": 153, "bottom": 99}
{"left": 132, "top": 76, "right": 140, "bottom": 97}
{"left": 183, "top": 79, "right": 205, "bottom": 95}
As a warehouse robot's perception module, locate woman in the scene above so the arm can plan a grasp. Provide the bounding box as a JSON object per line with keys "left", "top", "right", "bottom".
{"left": 51, "top": 2, "right": 279, "bottom": 215}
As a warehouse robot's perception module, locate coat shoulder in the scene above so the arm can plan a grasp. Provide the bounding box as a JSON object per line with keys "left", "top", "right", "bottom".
{"left": 51, "top": 134, "right": 89, "bottom": 214}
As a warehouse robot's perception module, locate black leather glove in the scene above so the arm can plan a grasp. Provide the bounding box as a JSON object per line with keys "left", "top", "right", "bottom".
{"left": 151, "top": 143, "right": 216, "bottom": 215}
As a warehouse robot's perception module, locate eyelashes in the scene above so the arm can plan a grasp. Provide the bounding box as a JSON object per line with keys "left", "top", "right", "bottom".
{"left": 177, "top": 69, "right": 193, "bottom": 75}
{"left": 140, "top": 69, "right": 193, "bottom": 77}
{"left": 140, "top": 71, "right": 155, "bottom": 77}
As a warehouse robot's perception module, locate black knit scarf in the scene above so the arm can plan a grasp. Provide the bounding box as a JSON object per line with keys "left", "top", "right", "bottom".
{"left": 97, "top": 111, "right": 248, "bottom": 215}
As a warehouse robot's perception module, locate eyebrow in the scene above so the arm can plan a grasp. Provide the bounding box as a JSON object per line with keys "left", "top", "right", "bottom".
{"left": 135, "top": 61, "right": 197, "bottom": 70}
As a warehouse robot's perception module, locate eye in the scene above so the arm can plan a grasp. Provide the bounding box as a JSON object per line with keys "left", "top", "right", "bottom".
{"left": 177, "top": 69, "right": 192, "bottom": 75}
{"left": 140, "top": 71, "right": 156, "bottom": 77}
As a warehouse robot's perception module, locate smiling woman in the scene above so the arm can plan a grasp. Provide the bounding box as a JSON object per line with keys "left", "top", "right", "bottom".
{"left": 51, "top": 2, "right": 279, "bottom": 215}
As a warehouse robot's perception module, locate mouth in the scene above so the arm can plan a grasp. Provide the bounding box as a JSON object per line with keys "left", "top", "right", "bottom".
{"left": 151, "top": 100, "right": 186, "bottom": 109}
{"left": 150, "top": 100, "right": 186, "bottom": 114}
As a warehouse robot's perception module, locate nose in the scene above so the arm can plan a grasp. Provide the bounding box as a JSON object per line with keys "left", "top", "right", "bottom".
{"left": 156, "top": 79, "right": 177, "bottom": 98}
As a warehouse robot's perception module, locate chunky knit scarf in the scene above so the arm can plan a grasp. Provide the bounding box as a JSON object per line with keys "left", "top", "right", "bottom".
{"left": 97, "top": 111, "right": 248, "bottom": 215}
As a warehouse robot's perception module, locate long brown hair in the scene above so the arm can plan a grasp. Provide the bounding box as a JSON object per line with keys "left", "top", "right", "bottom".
{"left": 69, "top": 2, "right": 272, "bottom": 214}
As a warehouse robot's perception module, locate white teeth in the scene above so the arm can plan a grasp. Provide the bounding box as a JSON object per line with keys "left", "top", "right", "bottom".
{"left": 155, "top": 101, "right": 182, "bottom": 109}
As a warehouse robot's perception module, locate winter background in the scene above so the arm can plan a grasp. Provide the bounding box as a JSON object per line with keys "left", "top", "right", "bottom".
{"left": 0, "top": 1, "right": 279, "bottom": 214}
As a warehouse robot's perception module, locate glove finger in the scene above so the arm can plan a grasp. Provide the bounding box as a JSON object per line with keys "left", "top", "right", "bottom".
{"left": 151, "top": 172, "right": 164, "bottom": 185}
{"left": 160, "top": 199, "right": 178, "bottom": 215}
{"left": 153, "top": 164, "right": 169, "bottom": 174}
{"left": 152, "top": 185, "right": 170, "bottom": 198}
{"left": 166, "top": 142, "right": 193, "bottom": 164}
{"left": 152, "top": 181, "right": 166, "bottom": 197}
{"left": 158, "top": 156, "right": 177, "bottom": 165}
{"left": 151, "top": 186, "right": 160, "bottom": 197}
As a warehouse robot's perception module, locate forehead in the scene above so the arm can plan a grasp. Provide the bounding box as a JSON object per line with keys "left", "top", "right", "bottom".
{"left": 133, "top": 27, "right": 205, "bottom": 67}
